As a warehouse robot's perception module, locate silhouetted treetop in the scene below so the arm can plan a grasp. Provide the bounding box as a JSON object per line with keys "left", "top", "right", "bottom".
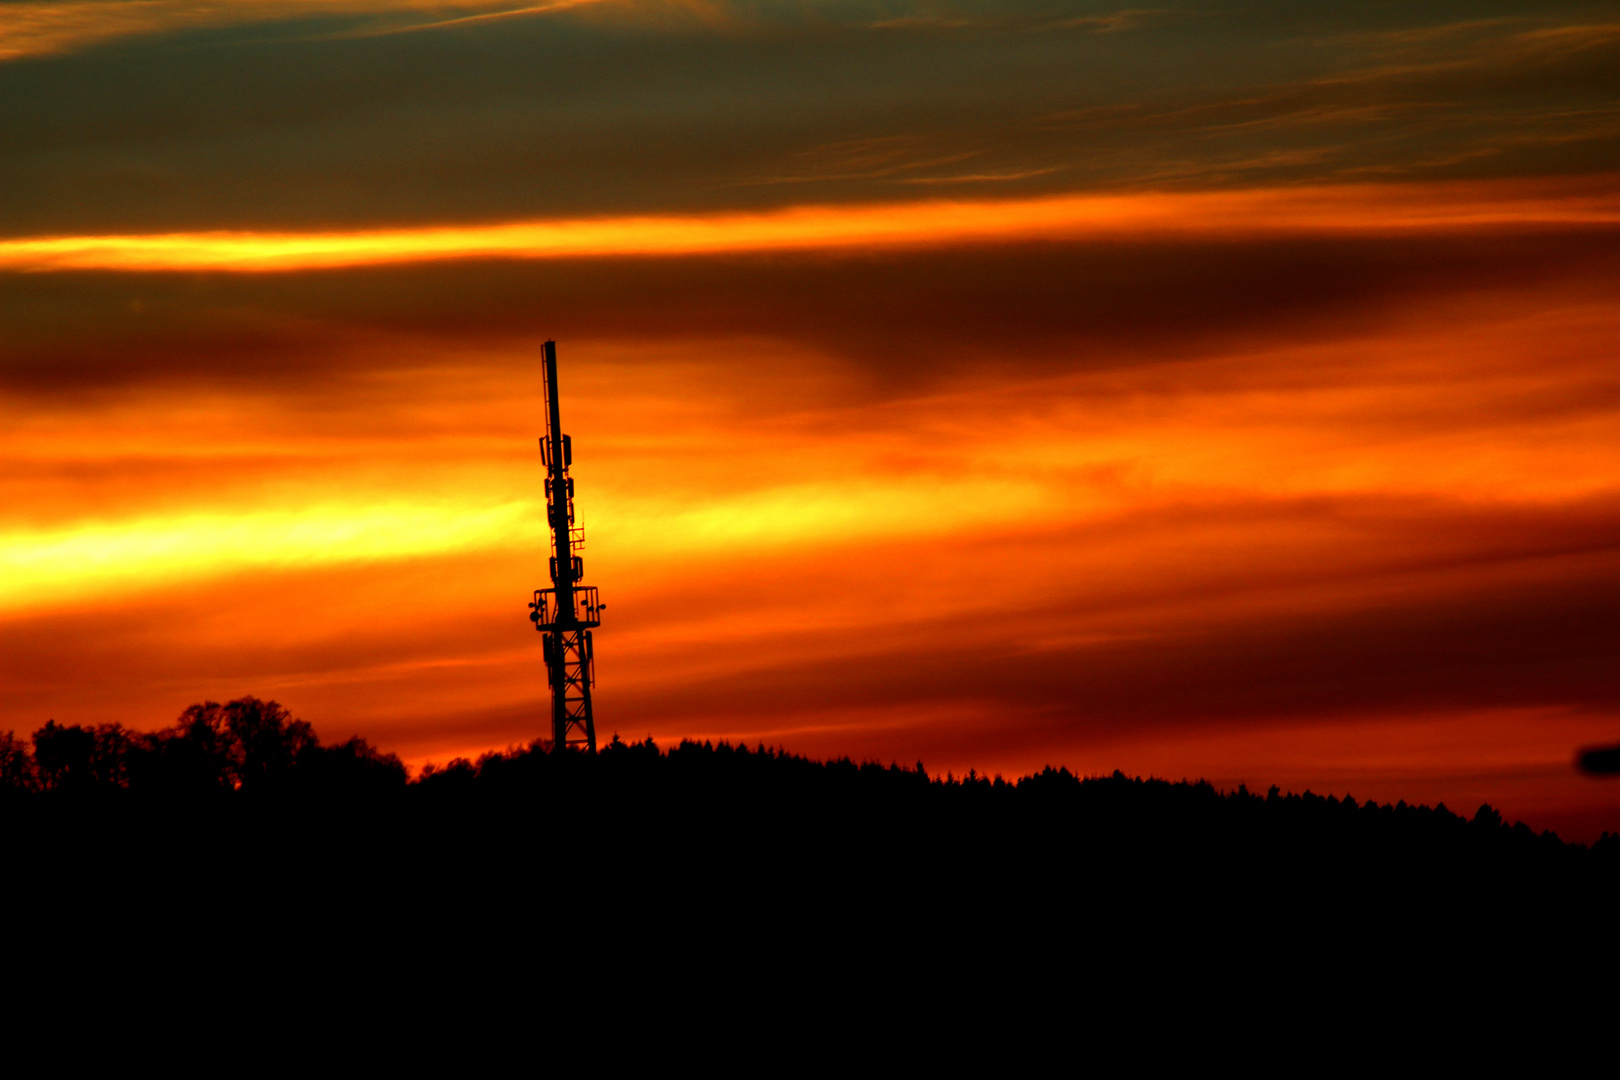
{"left": 0, "top": 697, "right": 403, "bottom": 800}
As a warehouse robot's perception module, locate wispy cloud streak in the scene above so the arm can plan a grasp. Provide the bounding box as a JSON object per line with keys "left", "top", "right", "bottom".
{"left": 4, "top": 181, "right": 1618, "bottom": 272}
{"left": 0, "top": 0, "right": 603, "bottom": 60}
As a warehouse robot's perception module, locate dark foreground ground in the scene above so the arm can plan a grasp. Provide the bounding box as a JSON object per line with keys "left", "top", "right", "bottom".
{"left": 5, "top": 699, "right": 1618, "bottom": 1002}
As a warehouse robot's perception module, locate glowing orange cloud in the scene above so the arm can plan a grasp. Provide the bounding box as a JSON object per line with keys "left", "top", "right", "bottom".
{"left": 3, "top": 181, "right": 1617, "bottom": 273}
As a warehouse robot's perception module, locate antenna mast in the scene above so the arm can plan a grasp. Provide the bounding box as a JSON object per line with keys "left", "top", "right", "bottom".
{"left": 528, "top": 340, "right": 603, "bottom": 752}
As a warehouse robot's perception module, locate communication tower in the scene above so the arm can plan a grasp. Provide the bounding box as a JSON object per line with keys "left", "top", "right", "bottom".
{"left": 527, "top": 341, "right": 603, "bottom": 752}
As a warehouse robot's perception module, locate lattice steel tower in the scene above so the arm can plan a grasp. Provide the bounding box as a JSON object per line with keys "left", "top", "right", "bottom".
{"left": 528, "top": 341, "right": 603, "bottom": 752}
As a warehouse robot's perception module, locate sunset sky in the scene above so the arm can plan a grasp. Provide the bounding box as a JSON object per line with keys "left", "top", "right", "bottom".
{"left": 5, "top": 0, "right": 1620, "bottom": 837}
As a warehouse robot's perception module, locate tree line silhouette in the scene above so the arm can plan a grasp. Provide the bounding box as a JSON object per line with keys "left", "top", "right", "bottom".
{"left": 0, "top": 698, "right": 405, "bottom": 798}
{"left": 7, "top": 696, "right": 1619, "bottom": 972}
{"left": 5, "top": 696, "right": 1615, "bottom": 875}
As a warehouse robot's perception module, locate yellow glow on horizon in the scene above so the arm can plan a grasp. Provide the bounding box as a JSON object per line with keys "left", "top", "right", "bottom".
{"left": 3, "top": 182, "right": 1617, "bottom": 273}
{"left": 0, "top": 463, "right": 1059, "bottom": 614}
{"left": 0, "top": 501, "right": 536, "bottom": 611}
{"left": 10, "top": 304, "right": 1619, "bottom": 618}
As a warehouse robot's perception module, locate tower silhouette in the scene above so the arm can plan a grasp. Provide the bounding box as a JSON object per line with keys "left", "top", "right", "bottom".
{"left": 528, "top": 341, "right": 603, "bottom": 752}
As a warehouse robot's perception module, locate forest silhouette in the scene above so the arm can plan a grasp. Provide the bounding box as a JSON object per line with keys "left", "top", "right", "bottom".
{"left": 7, "top": 695, "right": 1619, "bottom": 982}
{"left": 7, "top": 702, "right": 1609, "bottom": 1011}
{"left": 6, "top": 698, "right": 1617, "bottom": 909}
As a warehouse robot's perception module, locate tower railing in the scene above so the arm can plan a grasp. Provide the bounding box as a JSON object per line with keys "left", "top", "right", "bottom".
{"left": 529, "top": 586, "right": 602, "bottom": 630}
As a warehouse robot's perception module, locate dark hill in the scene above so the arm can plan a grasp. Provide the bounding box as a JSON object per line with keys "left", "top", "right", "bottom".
{"left": 4, "top": 698, "right": 1617, "bottom": 971}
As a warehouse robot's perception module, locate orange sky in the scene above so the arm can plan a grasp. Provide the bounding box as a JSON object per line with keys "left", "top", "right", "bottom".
{"left": 5, "top": 0, "right": 1620, "bottom": 838}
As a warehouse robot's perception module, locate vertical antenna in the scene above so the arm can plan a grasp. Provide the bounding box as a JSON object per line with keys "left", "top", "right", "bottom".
{"left": 528, "top": 340, "right": 602, "bottom": 752}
